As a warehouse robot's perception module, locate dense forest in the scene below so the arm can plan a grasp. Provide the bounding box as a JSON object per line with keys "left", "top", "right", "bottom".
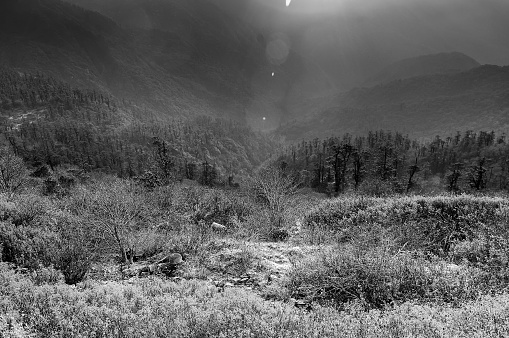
{"left": 2, "top": 70, "right": 509, "bottom": 195}
{"left": 280, "top": 130, "right": 509, "bottom": 195}
{"left": 0, "top": 70, "right": 278, "bottom": 185}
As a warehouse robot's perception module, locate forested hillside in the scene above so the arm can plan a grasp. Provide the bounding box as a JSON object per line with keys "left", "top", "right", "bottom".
{"left": 0, "top": 0, "right": 270, "bottom": 121}
{"left": 0, "top": 70, "right": 278, "bottom": 182}
{"left": 363, "top": 52, "right": 481, "bottom": 87}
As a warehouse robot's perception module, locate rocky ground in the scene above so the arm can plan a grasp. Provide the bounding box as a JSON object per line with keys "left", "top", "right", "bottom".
{"left": 87, "top": 227, "right": 328, "bottom": 308}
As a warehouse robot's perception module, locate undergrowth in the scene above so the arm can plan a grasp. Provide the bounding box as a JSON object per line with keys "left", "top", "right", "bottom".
{"left": 1, "top": 264, "right": 509, "bottom": 338}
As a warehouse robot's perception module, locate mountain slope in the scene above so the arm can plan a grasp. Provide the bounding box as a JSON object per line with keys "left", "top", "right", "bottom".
{"left": 65, "top": 0, "right": 336, "bottom": 129}
{"left": 2, "top": 0, "right": 508, "bottom": 131}
{"left": 279, "top": 65, "right": 509, "bottom": 141}
{"left": 364, "top": 52, "right": 481, "bottom": 87}
{"left": 0, "top": 69, "right": 278, "bottom": 177}
{"left": 0, "top": 0, "right": 273, "bottom": 121}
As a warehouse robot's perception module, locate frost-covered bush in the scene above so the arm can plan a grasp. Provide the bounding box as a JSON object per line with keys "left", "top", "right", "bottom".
{"left": 0, "top": 222, "right": 60, "bottom": 269}
{"left": 151, "top": 184, "right": 254, "bottom": 227}
{"left": 303, "top": 195, "right": 509, "bottom": 254}
{"left": 1, "top": 264, "right": 509, "bottom": 338}
{"left": 287, "top": 245, "right": 490, "bottom": 309}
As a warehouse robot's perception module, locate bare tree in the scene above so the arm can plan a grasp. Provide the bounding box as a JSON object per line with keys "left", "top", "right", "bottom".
{"left": 69, "top": 178, "right": 145, "bottom": 264}
{"left": 249, "top": 164, "right": 299, "bottom": 233}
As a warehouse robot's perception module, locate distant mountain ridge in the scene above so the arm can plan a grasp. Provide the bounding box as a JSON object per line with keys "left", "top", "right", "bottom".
{"left": 279, "top": 65, "right": 509, "bottom": 141}
{"left": 364, "top": 52, "right": 481, "bottom": 87}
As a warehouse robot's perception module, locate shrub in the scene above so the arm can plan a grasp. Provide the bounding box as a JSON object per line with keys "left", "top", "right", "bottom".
{"left": 0, "top": 194, "right": 16, "bottom": 221}
{"left": 287, "top": 245, "right": 490, "bottom": 309}
{"left": 0, "top": 222, "right": 59, "bottom": 269}
{"left": 152, "top": 184, "right": 254, "bottom": 227}
{"left": 55, "top": 237, "right": 93, "bottom": 285}
{"left": 0, "top": 147, "right": 29, "bottom": 194}
{"left": 29, "top": 266, "right": 63, "bottom": 286}
{"left": 303, "top": 195, "right": 509, "bottom": 254}
{"left": 163, "top": 222, "right": 214, "bottom": 257}
{"left": 1, "top": 264, "right": 509, "bottom": 338}
{"left": 9, "top": 193, "right": 52, "bottom": 227}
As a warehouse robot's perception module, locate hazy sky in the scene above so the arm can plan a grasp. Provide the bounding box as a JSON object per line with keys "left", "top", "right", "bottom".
{"left": 211, "top": 0, "right": 509, "bottom": 127}
{"left": 215, "top": 0, "right": 509, "bottom": 67}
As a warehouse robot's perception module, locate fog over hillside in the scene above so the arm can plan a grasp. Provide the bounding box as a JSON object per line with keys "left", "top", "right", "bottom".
{"left": 1, "top": 0, "right": 508, "bottom": 132}
{"left": 63, "top": 0, "right": 509, "bottom": 129}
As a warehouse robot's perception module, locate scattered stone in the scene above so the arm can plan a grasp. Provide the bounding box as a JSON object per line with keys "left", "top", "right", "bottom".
{"left": 119, "top": 253, "right": 184, "bottom": 279}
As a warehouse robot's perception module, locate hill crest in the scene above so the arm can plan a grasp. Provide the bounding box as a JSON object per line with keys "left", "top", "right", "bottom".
{"left": 363, "top": 52, "right": 481, "bottom": 87}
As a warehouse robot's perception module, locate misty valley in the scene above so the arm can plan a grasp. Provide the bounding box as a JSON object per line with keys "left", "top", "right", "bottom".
{"left": 1, "top": 0, "right": 509, "bottom": 337}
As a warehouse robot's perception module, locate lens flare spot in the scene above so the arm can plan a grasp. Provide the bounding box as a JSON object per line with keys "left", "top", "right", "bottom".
{"left": 272, "top": 72, "right": 275, "bottom": 76}
{"left": 263, "top": 117, "right": 266, "bottom": 121}
{"left": 266, "top": 33, "right": 291, "bottom": 66}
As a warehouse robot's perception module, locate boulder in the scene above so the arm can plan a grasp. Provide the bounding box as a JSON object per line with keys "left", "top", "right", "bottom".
{"left": 156, "top": 253, "right": 183, "bottom": 277}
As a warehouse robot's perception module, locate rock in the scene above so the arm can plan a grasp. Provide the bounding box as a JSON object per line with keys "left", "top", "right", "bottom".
{"left": 294, "top": 299, "right": 313, "bottom": 311}
{"left": 155, "top": 253, "right": 183, "bottom": 277}
{"left": 158, "top": 253, "right": 183, "bottom": 265}
{"left": 211, "top": 222, "right": 227, "bottom": 232}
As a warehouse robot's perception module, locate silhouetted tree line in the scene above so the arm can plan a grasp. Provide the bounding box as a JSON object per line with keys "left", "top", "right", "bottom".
{"left": 279, "top": 130, "right": 509, "bottom": 195}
